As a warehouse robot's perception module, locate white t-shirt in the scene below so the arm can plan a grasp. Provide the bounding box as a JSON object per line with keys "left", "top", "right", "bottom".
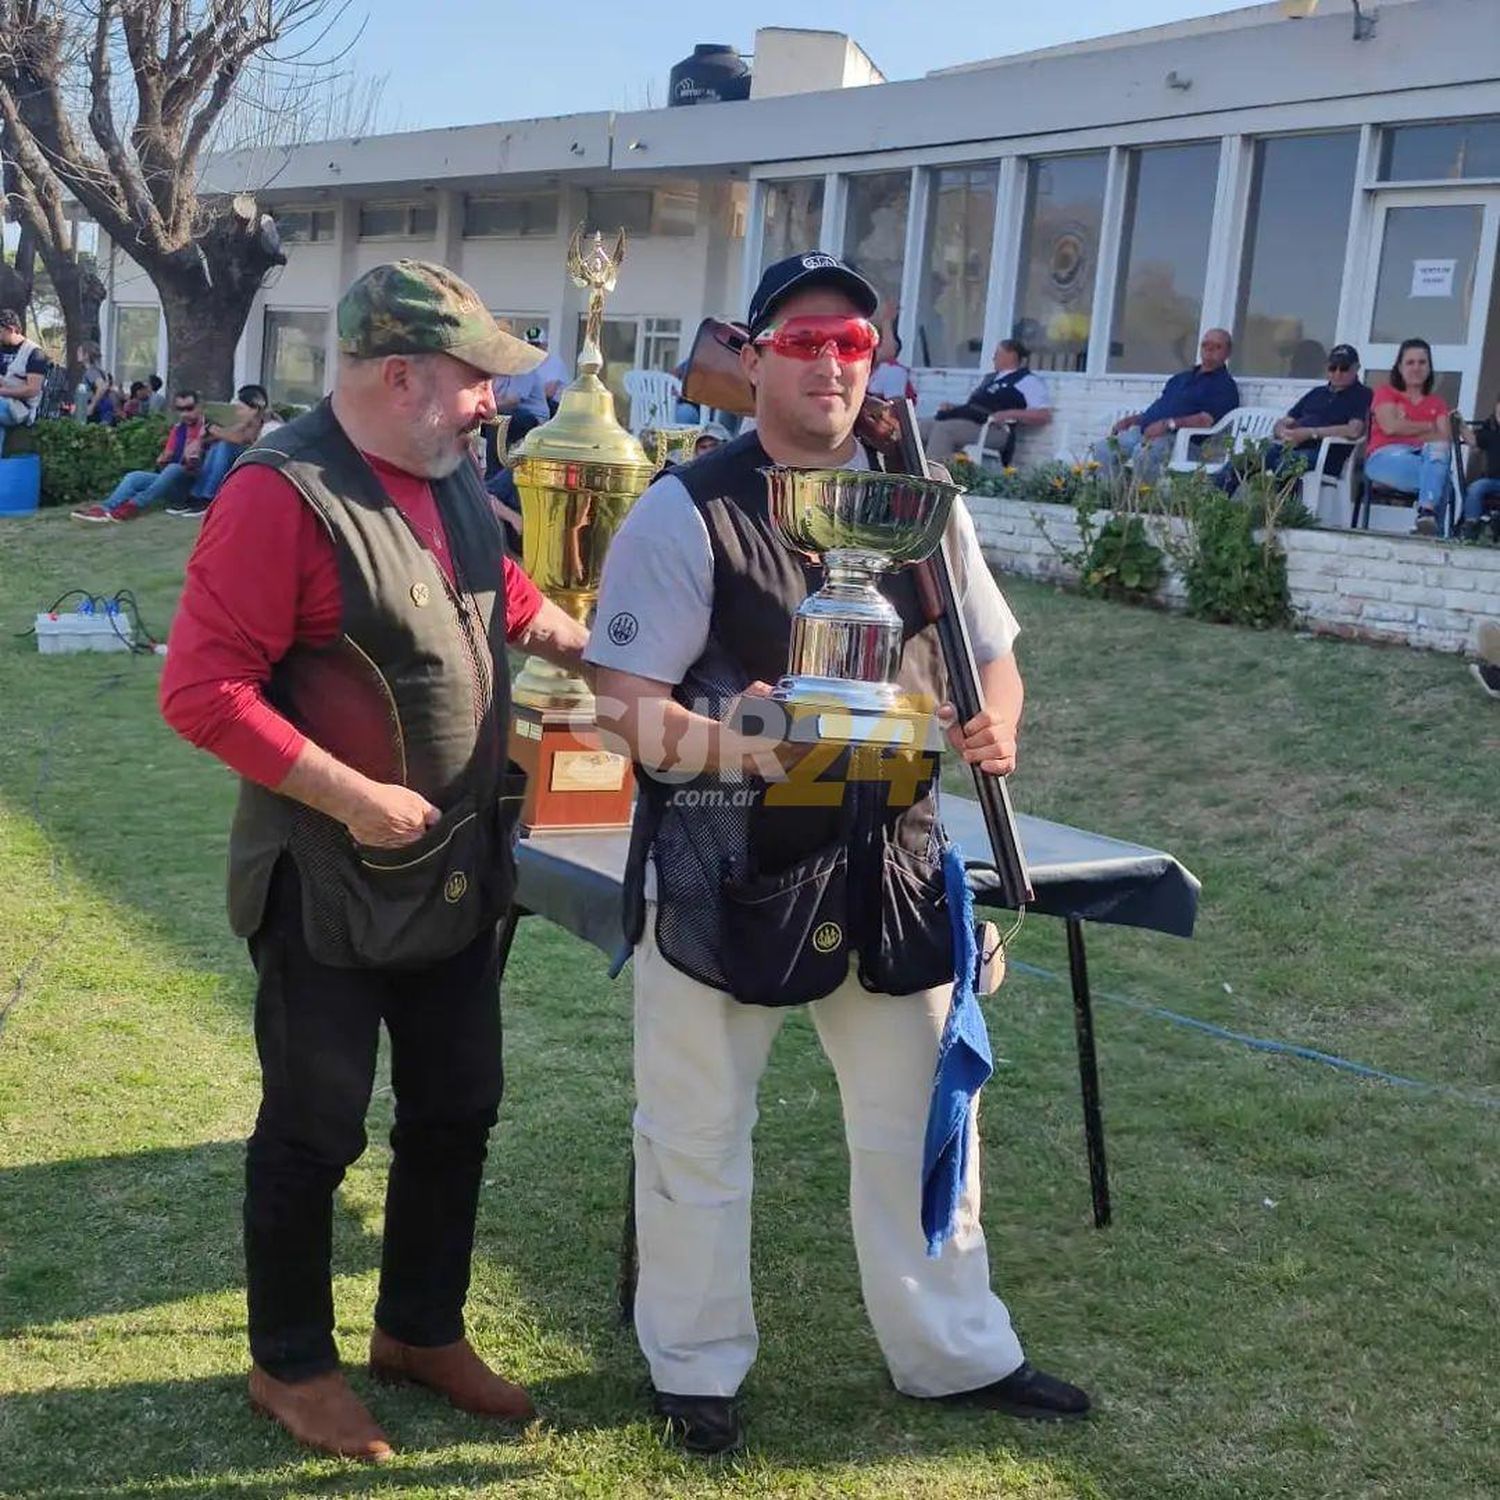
{"left": 584, "top": 444, "right": 1019, "bottom": 687}
{"left": 867, "top": 360, "right": 915, "bottom": 401}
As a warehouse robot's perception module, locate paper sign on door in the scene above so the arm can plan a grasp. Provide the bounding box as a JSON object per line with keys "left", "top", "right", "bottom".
{"left": 1411, "top": 259, "right": 1456, "bottom": 298}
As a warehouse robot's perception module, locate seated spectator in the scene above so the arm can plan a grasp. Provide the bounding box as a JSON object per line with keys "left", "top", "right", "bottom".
{"left": 168, "top": 384, "right": 275, "bottom": 519}
{"left": 920, "top": 337, "right": 1052, "bottom": 465}
{"left": 121, "top": 380, "right": 151, "bottom": 419}
{"left": 70, "top": 389, "right": 205, "bottom": 523}
{"left": 866, "top": 327, "right": 917, "bottom": 403}
{"left": 73, "top": 343, "right": 110, "bottom": 424}
{"left": 1365, "top": 338, "right": 1452, "bottom": 535}
{"left": 694, "top": 422, "right": 730, "bottom": 457}
{"left": 1456, "top": 393, "right": 1500, "bottom": 542}
{"left": 1219, "top": 344, "right": 1370, "bottom": 492}
{"left": 1092, "top": 328, "right": 1239, "bottom": 480}
{"left": 146, "top": 374, "right": 167, "bottom": 414}
{"left": 0, "top": 308, "right": 48, "bottom": 451}
{"left": 489, "top": 364, "right": 549, "bottom": 472}
{"left": 526, "top": 327, "right": 569, "bottom": 413}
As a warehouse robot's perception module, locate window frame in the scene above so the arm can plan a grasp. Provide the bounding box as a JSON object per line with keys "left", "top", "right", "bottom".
{"left": 356, "top": 201, "right": 438, "bottom": 241}
{"left": 461, "top": 192, "right": 560, "bottom": 240}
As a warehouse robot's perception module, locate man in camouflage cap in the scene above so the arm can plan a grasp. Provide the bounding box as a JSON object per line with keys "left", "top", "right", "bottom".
{"left": 161, "top": 260, "right": 589, "bottom": 1461}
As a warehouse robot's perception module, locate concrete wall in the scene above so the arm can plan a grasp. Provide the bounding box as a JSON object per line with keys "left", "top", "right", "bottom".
{"left": 967, "top": 496, "right": 1500, "bottom": 655}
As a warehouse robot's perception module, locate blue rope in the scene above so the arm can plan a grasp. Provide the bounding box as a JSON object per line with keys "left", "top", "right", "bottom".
{"left": 1007, "top": 959, "right": 1499, "bottom": 1111}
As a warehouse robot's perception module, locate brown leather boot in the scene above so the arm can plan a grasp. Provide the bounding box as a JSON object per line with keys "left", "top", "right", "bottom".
{"left": 248, "top": 1365, "right": 394, "bottom": 1463}
{"left": 369, "top": 1328, "right": 536, "bottom": 1420}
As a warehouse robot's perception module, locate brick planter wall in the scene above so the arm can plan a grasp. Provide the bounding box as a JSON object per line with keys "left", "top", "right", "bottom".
{"left": 965, "top": 496, "right": 1500, "bottom": 655}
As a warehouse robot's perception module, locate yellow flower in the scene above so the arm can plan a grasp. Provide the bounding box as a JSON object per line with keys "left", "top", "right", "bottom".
{"left": 1086, "top": 460, "right": 1101, "bottom": 470}
{"left": 1138, "top": 484, "right": 1152, "bottom": 494}
{"left": 1072, "top": 464, "right": 1084, "bottom": 474}
{"left": 1002, "top": 466, "right": 1017, "bottom": 475}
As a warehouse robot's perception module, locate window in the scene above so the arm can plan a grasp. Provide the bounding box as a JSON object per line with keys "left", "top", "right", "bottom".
{"left": 357, "top": 201, "right": 437, "bottom": 240}
{"left": 1234, "top": 132, "right": 1359, "bottom": 378}
{"left": 840, "top": 172, "right": 910, "bottom": 319}
{"left": 913, "top": 164, "right": 998, "bottom": 368}
{"left": 572, "top": 314, "right": 682, "bottom": 423}
{"left": 585, "top": 186, "right": 697, "bottom": 238}
{"left": 263, "top": 310, "right": 328, "bottom": 408}
{"left": 113, "top": 307, "right": 159, "bottom": 389}
{"left": 1371, "top": 204, "right": 1483, "bottom": 346}
{"left": 1012, "top": 152, "right": 1107, "bottom": 372}
{"left": 463, "top": 193, "right": 558, "bottom": 239}
{"left": 759, "top": 178, "right": 824, "bottom": 272}
{"left": 1380, "top": 118, "right": 1500, "bottom": 182}
{"left": 1109, "top": 142, "right": 1219, "bottom": 374}
{"left": 276, "top": 207, "right": 336, "bottom": 244}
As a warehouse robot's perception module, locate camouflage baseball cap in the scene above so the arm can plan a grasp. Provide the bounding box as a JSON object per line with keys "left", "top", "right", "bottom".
{"left": 336, "top": 260, "right": 543, "bottom": 377}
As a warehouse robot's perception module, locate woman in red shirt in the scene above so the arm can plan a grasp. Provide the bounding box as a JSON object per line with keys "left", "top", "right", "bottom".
{"left": 1365, "top": 337, "right": 1453, "bottom": 534}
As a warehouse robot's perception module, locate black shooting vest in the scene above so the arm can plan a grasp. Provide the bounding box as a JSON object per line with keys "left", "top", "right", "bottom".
{"left": 952, "top": 366, "right": 1033, "bottom": 426}
{"left": 621, "top": 432, "right": 962, "bottom": 1006}
{"left": 225, "top": 400, "right": 521, "bottom": 969}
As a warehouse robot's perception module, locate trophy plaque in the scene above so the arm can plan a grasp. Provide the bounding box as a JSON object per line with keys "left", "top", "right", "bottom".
{"left": 754, "top": 466, "right": 961, "bottom": 749}
{"left": 509, "top": 230, "right": 656, "bottom": 831}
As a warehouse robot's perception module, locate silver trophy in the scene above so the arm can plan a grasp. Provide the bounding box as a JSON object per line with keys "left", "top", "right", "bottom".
{"left": 760, "top": 467, "right": 961, "bottom": 747}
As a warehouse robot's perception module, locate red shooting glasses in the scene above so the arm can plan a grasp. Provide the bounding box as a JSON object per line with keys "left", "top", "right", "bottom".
{"left": 752, "top": 316, "right": 879, "bottom": 363}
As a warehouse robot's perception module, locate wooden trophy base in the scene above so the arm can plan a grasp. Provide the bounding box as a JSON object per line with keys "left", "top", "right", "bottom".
{"left": 509, "top": 701, "right": 633, "bottom": 833}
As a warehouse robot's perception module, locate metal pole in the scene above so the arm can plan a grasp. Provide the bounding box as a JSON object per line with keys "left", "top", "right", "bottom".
{"left": 1065, "top": 917, "right": 1112, "bottom": 1228}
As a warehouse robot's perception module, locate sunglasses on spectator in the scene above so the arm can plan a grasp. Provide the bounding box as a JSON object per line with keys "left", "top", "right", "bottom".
{"left": 751, "top": 316, "right": 879, "bottom": 362}
{"left": 173, "top": 402, "right": 197, "bottom": 413}
{"left": 1327, "top": 360, "right": 1355, "bottom": 372}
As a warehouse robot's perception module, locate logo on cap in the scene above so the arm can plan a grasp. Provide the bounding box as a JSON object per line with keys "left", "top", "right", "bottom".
{"left": 800, "top": 254, "right": 838, "bottom": 271}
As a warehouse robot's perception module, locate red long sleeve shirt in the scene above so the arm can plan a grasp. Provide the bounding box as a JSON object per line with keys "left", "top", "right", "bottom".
{"left": 160, "top": 454, "right": 544, "bottom": 789}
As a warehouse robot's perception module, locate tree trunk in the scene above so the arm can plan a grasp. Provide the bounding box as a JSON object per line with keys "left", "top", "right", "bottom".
{"left": 158, "top": 282, "right": 249, "bottom": 399}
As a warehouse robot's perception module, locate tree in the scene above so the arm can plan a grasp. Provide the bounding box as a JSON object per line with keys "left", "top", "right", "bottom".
{"left": 0, "top": 2, "right": 359, "bottom": 396}
{"left": 3, "top": 116, "right": 106, "bottom": 375}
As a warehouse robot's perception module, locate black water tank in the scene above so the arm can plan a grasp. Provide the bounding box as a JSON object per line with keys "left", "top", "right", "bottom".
{"left": 668, "top": 43, "right": 751, "bottom": 106}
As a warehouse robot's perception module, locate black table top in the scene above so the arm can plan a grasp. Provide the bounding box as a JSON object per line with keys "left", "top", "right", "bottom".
{"left": 514, "top": 795, "right": 1199, "bottom": 960}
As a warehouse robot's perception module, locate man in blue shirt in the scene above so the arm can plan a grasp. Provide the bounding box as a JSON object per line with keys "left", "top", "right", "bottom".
{"left": 1092, "top": 329, "right": 1239, "bottom": 479}
{"left": 488, "top": 365, "right": 551, "bottom": 471}
{"left": 1218, "top": 344, "right": 1371, "bottom": 492}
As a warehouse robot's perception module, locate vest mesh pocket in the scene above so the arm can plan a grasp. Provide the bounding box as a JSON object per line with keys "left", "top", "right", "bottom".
{"left": 720, "top": 842, "right": 850, "bottom": 1007}
{"left": 860, "top": 844, "right": 959, "bottom": 996}
{"left": 288, "top": 794, "right": 502, "bottom": 969}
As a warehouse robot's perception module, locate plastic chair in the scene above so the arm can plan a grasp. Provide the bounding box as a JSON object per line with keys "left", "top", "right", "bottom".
{"left": 622, "top": 369, "right": 683, "bottom": 436}
{"left": 1300, "top": 437, "right": 1364, "bottom": 525}
{"left": 1166, "top": 406, "right": 1282, "bottom": 475}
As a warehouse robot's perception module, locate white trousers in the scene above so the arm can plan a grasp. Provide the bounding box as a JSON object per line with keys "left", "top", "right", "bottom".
{"left": 632, "top": 914, "right": 1025, "bottom": 1398}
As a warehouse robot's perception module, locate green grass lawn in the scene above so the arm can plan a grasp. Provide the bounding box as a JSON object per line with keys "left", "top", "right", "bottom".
{"left": 1, "top": 509, "right": 1496, "bottom": 1499}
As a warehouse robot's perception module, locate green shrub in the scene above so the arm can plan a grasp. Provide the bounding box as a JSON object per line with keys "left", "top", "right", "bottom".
{"left": 1178, "top": 487, "right": 1291, "bottom": 628}
{"left": 29, "top": 416, "right": 170, "bottom": 511}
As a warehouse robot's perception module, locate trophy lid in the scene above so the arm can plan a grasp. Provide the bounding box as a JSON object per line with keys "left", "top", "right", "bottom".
{"left": 510, "top": 368, "right": 650, "bottom": 470}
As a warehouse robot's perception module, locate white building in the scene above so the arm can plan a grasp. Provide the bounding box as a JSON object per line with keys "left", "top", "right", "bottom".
{"left": 101, "top": 0, "right": 1500, "bottom": 455}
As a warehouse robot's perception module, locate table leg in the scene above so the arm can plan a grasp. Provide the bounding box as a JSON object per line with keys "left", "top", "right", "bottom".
{"left": 1065, "top": 918, "right": 1112, "bottom": 1228}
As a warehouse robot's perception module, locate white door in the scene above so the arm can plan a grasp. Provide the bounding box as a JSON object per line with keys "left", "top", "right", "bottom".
{"left": 1357, "top": 188, "right": 1500, "bottom": 415}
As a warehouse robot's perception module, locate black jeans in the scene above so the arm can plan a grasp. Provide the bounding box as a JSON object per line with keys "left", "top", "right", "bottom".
{"left": 244, "top": 861, "right": 505, "bottom": 1381}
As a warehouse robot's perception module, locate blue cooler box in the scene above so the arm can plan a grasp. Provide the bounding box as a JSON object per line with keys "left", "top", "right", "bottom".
{"left": 0, "top": 453, "right": 42, "bottom": 515}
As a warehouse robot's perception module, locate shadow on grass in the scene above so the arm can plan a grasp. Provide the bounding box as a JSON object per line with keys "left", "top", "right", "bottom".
{"left": 0, "top": 1141, "right": 379, "bottom": 1337}
{"left": 2, "top": 1373, "right": 540, "bottom": 1500}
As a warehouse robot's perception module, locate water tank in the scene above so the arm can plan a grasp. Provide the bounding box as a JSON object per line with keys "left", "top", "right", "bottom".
{"left": 668, "top": 43, "right": 751, "bottom": 107}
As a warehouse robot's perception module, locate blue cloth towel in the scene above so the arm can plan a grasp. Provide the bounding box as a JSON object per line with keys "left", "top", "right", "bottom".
{"left": 920, "top": 843, "right": 994, "bottom": 1257}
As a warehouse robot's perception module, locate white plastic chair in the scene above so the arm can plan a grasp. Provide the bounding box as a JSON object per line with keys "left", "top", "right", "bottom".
{"left": 622, "top": 369, "right": 682, "bottom": 435}
{"left": 1301, "top": 437, "right": 1365, "bottom": 525}
{"left": 1167, "top": 406, "right": 1282, "bottom": 475}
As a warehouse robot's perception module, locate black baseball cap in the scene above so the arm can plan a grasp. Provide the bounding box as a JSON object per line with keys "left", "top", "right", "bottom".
{"left": 747, "top": 252, "right": 879, "bottom": 338}
{"left": 1327, "top": 344, "right": 1360, "bottom": 367}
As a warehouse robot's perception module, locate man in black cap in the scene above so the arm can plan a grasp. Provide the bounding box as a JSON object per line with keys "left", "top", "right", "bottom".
{"left": 588, "top": 251, "right": 1090, "bottom": 1456}
{"left": 1220, "top": 343, "right": 1371, "bottom": 492}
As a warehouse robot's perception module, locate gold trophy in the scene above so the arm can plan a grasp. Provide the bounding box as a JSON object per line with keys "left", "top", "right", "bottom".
{"left": 509, "top": 229, "right": 656, "bottom": 831}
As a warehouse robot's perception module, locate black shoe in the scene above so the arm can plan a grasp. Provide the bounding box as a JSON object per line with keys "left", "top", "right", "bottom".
{"left": 166, "top": 497, "right": 211, "bottom": 518}
{"left": 1413, "top": 510, "right": 1438, "bottom": 536}
{"left": 935, "top": 1362, "right": 1092, "bottom": 1421}
{"left": 1457, "top": 519, "right": 1481, "bottom": 542}
{"left": 651, "top": 1390, "right": 744, "bottom": 1456}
